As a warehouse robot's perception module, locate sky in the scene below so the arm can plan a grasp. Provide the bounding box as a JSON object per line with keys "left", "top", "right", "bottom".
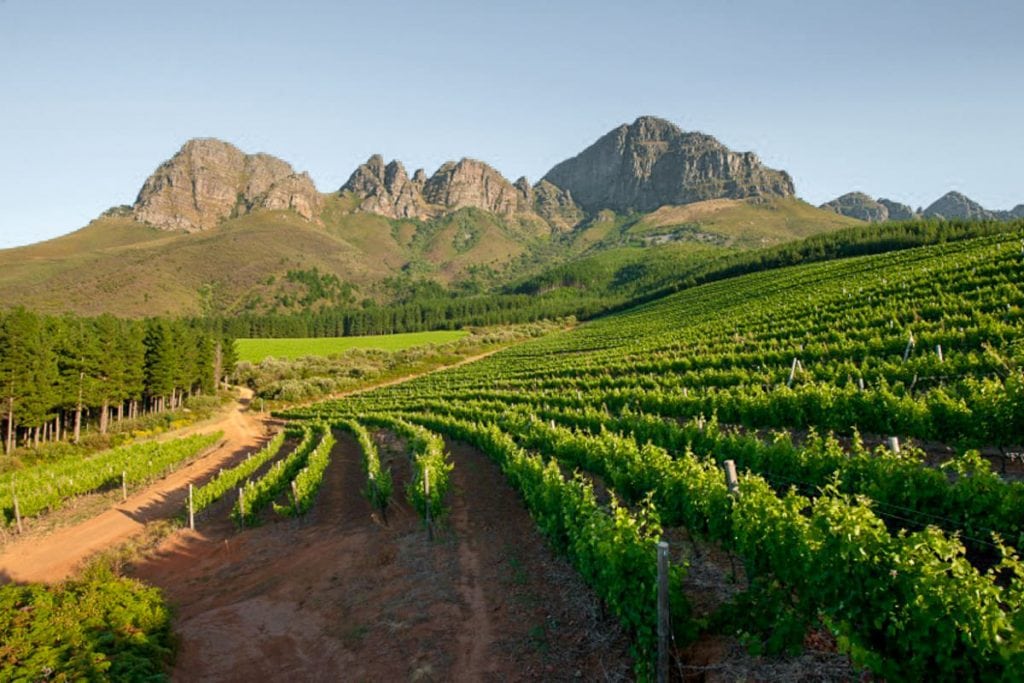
{"left": 1, "top": 0, "right": 1022, "bottom": 248}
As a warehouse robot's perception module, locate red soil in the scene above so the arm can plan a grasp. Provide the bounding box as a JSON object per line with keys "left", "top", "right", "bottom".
{"left": 131, "top": 433, "right": 633, "bottom": 681}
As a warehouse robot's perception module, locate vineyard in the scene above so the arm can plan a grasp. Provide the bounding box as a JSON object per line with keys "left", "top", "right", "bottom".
{"left": 2, "top": 432, "right": 222, "bottom": 528}
{"left": 272, "top": 231, "right": 1024, "bottom": 678}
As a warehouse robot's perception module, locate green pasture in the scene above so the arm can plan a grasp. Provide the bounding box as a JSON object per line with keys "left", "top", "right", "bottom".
{"left": 236, "top": 330, "right": 469, "bottom": 362}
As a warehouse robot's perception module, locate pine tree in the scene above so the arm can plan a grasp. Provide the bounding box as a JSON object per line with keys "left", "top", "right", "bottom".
{"left": 144, "top": 319, "right": 178, "bottom": 412}
{"left": 0, "top": 309, "right": 44, "bottom": 454}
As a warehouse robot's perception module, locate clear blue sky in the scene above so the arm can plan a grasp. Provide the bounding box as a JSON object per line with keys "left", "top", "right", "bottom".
{"left": 1, "top": 0, "right": 1022, "bottom": 248}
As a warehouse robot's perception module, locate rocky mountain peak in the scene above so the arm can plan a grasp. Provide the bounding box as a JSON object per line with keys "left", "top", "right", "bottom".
{"left": 820, "top": 192, "right": 890, "bottom": 222}
{"left": 923, "top": 191, "right": 993, "bottom": 220}
{"left": 341, "top": 155, "right": 428, "bottom": 219}
{"left": 542, "top": 116, "right": 795, "bottom": 213}
{"left": 877, "top": 198, "right": 915, "bottom": 221}
{"left": 531, "top": 179, "right": 583, "bottom": 232}
{"left": 341, "top": 156, "right": 583, "bottom": 231}
{"left": 132, "top": 138, "right": 322, "bottom": 231}
{"left": 422, "top": 158, "right": 524, "bottom": 215}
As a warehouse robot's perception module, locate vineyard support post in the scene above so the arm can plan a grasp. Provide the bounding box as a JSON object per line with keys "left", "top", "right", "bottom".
{"left": 903, "top": 334, "right": 915, "bottom": 363}
{"left": 188, "top": 484, "right": 194, "bottom": 530}
{"left": 787, "top": 358, "right": 799, "bottom": 387}
{"left": 122, "top": 471, "right": 127, "bottom": 501}
{"left": 887, "top": 437, "right": 900, "bottom": 454}
{"left": 657, "top": 541, "right": 670, "bottom": 683}
{"left": 424, "top": 468, "right": 433, "bottom": 541}
{"left": 936, "top": 344, "right": 944, "bottom": 362}
{"left": 291, "top": 480, "right": 299, "bottom": 515}
{"left": 724, "top": 460, "right": 739, "bottom": 496}
{"left": 12, "top": 483, "right": 23, "bottom": 534}
{"left": 238, "top": 488, "right": 245, "bottom": 528}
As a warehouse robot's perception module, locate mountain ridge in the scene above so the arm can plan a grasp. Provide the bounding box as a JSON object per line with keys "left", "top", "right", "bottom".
{"left": 6, "top": 114, "right": 1009, "bottom": 320}
{"left": 543, "top": 116, "right": 795, "bottom": 213}
{"left": 132, "top": 138, "right": 323, "bottom": 232}
{"left": 821, "top": 190, "right": 1023, "bottom": 222}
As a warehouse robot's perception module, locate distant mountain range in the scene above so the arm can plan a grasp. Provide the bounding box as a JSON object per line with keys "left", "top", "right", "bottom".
{"left": 126, "top": 115, "right": 796, "bottom": 234}
{"left": 820, "top": 190, "right": 1024, "bottom": 223}
{"left": 0, "top": 115, "right": 1014, "bottom": 318}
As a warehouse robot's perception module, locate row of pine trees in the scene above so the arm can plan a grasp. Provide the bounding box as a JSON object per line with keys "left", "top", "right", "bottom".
{"left": 0, "top": 309, "right": 235, "bottom": 454}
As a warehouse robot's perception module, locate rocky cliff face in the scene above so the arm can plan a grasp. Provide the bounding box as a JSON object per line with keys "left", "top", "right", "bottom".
{"left": 823, "top": 189, "right": 1024, "bottom": 223}
{"left": 133, "top": 138, "right": 322, "bottom": 231}
{"left": 341, "top": 156, "right": 582, "bottom": 231}
{"left": 820, "top": 192, "right": 889, "bottom": 222}
{"left": 531, "top": 180, "right": 584, "bottom": 231}
{"left": 923, "top": 191, "right": 993, "bottom": 220}
{"left": 878, "top": 198, "right": 915, "bottom": 221}
{"left": 422, "top": 159, "right": 524, "bottom": 215}
{"left": 341, "top": 155, "right": 428, "bottom": 219}
{"left": 541, "top": 116, "right": 795, "bottom": 213}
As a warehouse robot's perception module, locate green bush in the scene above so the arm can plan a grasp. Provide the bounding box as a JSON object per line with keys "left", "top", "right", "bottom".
{"left": 0, "top": 566, "right": 172, "bottom": 681}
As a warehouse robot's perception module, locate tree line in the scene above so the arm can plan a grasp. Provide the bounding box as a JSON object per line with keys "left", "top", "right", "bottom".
{"left": 198, "top": 294, "right": 611, "bottom": 340}
{"left": 0, "top": 309, "right": 235, "bottom": 454}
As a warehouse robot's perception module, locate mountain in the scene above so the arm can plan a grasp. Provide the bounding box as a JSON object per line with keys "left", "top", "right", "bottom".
{"left": 542, "top": 116, "right": 795, "bottom": 214}
{"left": 133, "top": 138, "right": 322, "bottom": 231}
{"left": 341, "top": 155, "right": 581, "bottom": 232}
{"left": 877, "top": 198, "right": 915, "bottom": 221}
{"left": 823, "top": 189, "right": 1024, "bottom": 223}
{"left": 923, "top": 191, "right": 994, "bottom": 221}
{"left": 997, "top": 205, "right": 1024, "bottom": 220}
{"left": 0, "top": 118, "right": 867, "bottom": 318}
{"left": 820, "top": 192, "right": 890, "bottom": 222}
{"left": 820, "top": 193, "right": 917, "bottom": 223}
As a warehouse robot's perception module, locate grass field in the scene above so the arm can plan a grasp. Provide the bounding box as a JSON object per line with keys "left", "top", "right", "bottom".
{"left": 236, "top": 330, "right": 469, "bottom": 362}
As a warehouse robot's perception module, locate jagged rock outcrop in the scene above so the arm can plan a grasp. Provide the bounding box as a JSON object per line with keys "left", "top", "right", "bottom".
{"left": 820, "top": 193, "right": 920, "bottom": 223}
{"left": 531, "top": 180, "right": 583, "bottom": 232}
{"left": 992, "top": 205, "right": 1024, "bottom": 220}
{"left": 422, "top": 159, "right": 523, "bottom": 215}
{"left": 820, "top": 192, "right": 889, "bottom": 222}
{"left": 341, "top": 156, "right": 583, "bottom": 230}
{"left": 341, "top": 155, "right": 428, "bottom": 219}
{"left": 254, "top": 172, "right": 323, "bottom": 220}
{"left": 542, "top": 116, "right": 795, "bottom": 213}
{"left": 132, "top": 138, "right": 322, "bottom": 231}
{"left": 923, "top": 191, "right": 994, "bottom": 220}
{"left": 878, "top": 198, "right": 915, "bottom": 221}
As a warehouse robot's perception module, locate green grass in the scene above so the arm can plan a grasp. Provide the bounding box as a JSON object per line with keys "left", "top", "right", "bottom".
{"left": 236, "top": 330, "right": 470, "bottom": 362}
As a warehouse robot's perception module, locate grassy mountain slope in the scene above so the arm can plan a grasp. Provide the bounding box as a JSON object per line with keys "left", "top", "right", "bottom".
{"left": 572, "top": 197, "right": 862, "bottom": 250}
{"left": 508, "top": 198, "right": 863, "bottom": 298}
{"left": 0, "top": 196, "right": 863, "bottom": 318}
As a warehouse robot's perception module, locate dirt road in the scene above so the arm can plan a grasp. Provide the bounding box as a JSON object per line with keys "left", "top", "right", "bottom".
{"left": 0, "top": 348, "right": 510, "bottom": 586}
{"left": 0, "top": 388, "right": 275, "bottom": 584}
{"left": 133, "top": 433, "right": 633, "bottom": 680}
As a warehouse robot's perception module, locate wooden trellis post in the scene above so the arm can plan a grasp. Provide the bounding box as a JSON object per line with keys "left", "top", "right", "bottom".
{"left": 12, "top": 483, "right": 23, "bottom": 534}
{"left": 238, "top": 487, "right": 246, "bottom": 527}
{"left": 424, "top": 468, "right": 433, "bottom": 541}
{"left": 657, "top": 541, "right": 670, "bottom": 683}
{"left": 724, "top": 460, "right": 739, "bottom": 495}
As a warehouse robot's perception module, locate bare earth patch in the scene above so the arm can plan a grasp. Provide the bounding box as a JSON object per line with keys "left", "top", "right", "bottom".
{"left": 131, "top": 433, "right": 634, "bottom": 681}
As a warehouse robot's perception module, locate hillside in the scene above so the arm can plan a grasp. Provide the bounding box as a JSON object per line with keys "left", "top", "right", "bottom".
{"left": 0, "top": 117, "right": 865, "bottom": 317}
{"left": 0, "top": 197, "right": 866, "bottom": 317}
{"left": 577, "top": 196, "right": 862, "bottom": 249}
{"left": 283, "top": 229, "right": 1024, "bottom": 678}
